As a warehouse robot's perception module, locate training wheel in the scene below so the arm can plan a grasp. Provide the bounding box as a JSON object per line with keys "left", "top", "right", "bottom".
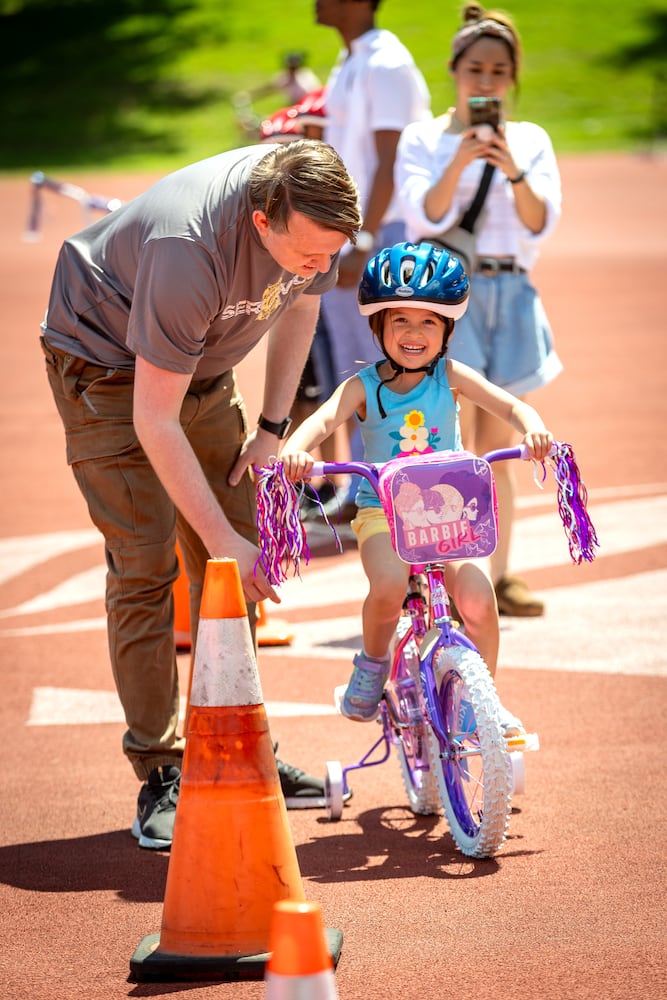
{"left": 510, "top": 751, "right": 526, "bottom": 795}
{"left": 505, "top": 731, "right": 540, "bottom": 753}
{"left": 325, "top": 760, "right": 344, "bottom": 821}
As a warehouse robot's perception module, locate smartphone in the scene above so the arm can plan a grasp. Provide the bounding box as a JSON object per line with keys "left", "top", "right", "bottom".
{"left": 468, "top": 96, "right": 502, "bottom": 130}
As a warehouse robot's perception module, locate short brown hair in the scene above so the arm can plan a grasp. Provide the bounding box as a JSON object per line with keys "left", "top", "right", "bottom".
{"left": 248, "top": 140, "right": 362, "bottom": 243}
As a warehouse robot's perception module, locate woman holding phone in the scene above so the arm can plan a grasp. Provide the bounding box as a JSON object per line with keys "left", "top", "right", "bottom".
{"left": 395, "top": 2, "right": 562, "bottom": 617}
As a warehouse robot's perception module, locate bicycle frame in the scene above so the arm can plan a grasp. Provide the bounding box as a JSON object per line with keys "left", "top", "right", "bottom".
{"left": 308, "top": 446, "right": 526, "bottom": 790}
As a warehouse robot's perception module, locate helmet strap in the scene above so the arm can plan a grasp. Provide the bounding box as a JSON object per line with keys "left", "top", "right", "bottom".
{"left": 375, "top": 352, "right": 444, "bottom": 419}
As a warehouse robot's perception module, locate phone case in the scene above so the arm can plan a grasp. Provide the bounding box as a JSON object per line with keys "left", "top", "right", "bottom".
{"left": 468, "top": 97, "right": 501, "bottom": 129}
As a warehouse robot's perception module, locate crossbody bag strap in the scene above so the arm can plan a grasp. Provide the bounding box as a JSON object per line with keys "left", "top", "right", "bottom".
{"left": 459, "top": 162, "right": 496, "bottom": 233}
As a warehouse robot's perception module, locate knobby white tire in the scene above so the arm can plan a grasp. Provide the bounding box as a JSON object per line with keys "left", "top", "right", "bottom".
{"left": 428, "top": 645, "right": 512, "bottom": 858}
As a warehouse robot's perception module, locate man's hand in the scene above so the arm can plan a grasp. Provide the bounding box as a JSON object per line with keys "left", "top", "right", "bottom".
{"left": 228, "top": 429, "right": 277, "bottom": 486}
{"left": 223, "top": 531, "right": 280, "bottom": 604}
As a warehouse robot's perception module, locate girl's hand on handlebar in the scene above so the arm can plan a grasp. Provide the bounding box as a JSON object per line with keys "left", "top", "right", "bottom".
{"left": 279, "top": 450, "right": 316, "bottom": 481}
{"left": 522, "top": 431, "right": 554, "bottom": 462}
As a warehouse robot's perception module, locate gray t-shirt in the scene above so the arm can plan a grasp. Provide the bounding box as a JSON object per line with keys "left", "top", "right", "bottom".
{"left": 42, "top": 145, "right": 338, "bottom": 378}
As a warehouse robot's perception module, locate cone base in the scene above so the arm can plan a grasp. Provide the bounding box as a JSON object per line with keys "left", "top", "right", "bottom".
{"left": 130, "top": 928, "right": 343, "bottom": 982}
{"left": 257, "top": 617, "right": 294, "bottom": 647}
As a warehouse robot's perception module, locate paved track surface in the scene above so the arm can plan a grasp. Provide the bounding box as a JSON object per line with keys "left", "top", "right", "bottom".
{"left": 1, "top": 153, "right": 666, "bottom": 999}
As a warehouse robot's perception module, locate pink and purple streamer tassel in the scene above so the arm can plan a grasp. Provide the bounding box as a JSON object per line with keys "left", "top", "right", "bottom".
{"left": 547, "top": 442, "right": 599, "bottom": 564}
{"left": 255, "top": 461, "right": 312, "bottom": 584}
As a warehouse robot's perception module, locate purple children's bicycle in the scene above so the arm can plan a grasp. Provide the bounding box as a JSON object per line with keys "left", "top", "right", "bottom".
{"left": 260, "top": 446, "right": 597, "bottom": 858}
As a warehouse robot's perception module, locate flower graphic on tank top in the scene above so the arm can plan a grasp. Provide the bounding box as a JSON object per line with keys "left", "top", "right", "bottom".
{"left": 390, "top": 409, "right": 440, "bottom": 457}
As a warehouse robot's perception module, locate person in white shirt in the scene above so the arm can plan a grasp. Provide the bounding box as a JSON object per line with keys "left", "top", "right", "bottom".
{"left": 395, "top": 2, "right": 562, "bottom": 617}
{"left": 315, "top": 0, "right": 432, "bottom": 515}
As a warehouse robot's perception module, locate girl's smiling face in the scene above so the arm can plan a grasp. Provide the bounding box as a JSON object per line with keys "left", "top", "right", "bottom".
{"left": 381, "top": 307, "right": 447, "bottom": 370}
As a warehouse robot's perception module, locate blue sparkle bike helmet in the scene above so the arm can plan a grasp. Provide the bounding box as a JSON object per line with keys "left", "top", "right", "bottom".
{"left": 358, "top": 241, "right": 470, "bottom": 320}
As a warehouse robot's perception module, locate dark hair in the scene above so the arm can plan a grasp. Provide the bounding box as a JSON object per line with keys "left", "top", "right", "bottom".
{"left": 248, "top": 139, "right": 362, "bottom": 241}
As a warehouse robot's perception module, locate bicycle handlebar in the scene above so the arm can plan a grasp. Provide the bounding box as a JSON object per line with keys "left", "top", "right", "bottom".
{"left": 254, "top": 442, "right": 598, "bottom": 584}
{"left": 308, "top": 443, "right": 534, "bottom": 487}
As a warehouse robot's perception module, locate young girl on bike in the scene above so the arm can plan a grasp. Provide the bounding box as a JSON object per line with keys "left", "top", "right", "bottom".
{"left": 279, "top": 241, "right": 553, "bottom": 733}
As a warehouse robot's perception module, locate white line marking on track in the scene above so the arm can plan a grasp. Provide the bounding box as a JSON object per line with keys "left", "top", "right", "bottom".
{"left": 515, "top": 481, "right": 667, "bottom": 510}
{"left": 26, "top": 687, "right": 336, "bottom": 726}
{"left": 260, "top": 570, "right": 667, "bottom": 678}
{"left": 0, "top": 529, "right": 100, "bottom": 585}
{"left": 1, "top": 617, "right": 108, "bottom": 636}
{"left": 0, "top": 565, "right": 106, "bottom": 618}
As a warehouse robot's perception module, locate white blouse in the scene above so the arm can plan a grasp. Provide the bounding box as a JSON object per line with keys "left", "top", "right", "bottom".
{"left": 395, "top": 117, "right": 562, "bottom": 270}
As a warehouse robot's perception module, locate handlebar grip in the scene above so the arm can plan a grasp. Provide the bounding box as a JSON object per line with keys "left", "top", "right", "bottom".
{"left": 484, "top": 444, "right": 557, "bottom": 463}
{"left": 302, "top": 460, "right": 381, "bottom": 489}
{"left": 484, "top": 444, "right": 530, "bottom": 463}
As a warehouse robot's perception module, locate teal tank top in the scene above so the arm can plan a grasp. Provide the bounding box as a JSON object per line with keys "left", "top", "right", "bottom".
{"left": 355, "top": 360, "right": 462, "bottom": 508}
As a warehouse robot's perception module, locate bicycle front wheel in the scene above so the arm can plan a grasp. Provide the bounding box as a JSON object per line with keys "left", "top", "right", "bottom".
{"left": 427, "top": 645, "right": 512, "bottom": 857}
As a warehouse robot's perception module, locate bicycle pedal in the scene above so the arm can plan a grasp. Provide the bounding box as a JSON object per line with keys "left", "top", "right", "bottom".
{"left": 505, "top": 731, "right": 540, "bottom": 752}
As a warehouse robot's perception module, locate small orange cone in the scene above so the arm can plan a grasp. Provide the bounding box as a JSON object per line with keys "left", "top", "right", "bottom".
{"left": 257, "top": 601, "right": 295, "bottom": 647}
{"left": 265, "top": 900, "right": 341, "bottom": 999}
{"left": 131, "top": 558, "right": 308, "bottom": 981}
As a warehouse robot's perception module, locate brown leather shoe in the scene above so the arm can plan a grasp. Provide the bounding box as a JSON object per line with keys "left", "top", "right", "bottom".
{"left": 495, "top": 575, "right": 545, "bottom": 617}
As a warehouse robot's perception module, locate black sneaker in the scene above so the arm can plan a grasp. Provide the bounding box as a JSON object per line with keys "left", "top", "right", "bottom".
{"left": 131, "top": 764, "right": 180, "bottom": 850}
{"left": 275, "top": 751, "right": 352, "bottom": 810}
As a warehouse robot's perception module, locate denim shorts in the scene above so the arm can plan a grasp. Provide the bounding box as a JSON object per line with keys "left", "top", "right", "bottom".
{"left": 448, "top": 271, "right": 563, "bottom": 396}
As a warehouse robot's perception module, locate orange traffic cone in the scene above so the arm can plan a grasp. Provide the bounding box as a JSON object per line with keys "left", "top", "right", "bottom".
{"left": 257, "top": 601, "right": 295, "bottom": 647}
{"left": 173, "top": 541, "right": 192, "bottom": 652}
{"left": 130, "top": 558, "right": 308, "bottom": 981}
{"left": 265, "top": 900, "right": 342, "bottom": 999}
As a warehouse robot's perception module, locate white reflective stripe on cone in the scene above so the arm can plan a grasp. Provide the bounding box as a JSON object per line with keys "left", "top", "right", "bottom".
{"left": 265, "top": 968, "right": 339, "bottom": 999}
{"left": 190, "top": 618, "right": 263, "bottom": 707}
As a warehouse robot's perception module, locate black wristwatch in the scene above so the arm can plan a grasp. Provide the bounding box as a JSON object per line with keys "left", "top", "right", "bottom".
{"left": 257, "top": 413, "right": 292, "bottom": 439}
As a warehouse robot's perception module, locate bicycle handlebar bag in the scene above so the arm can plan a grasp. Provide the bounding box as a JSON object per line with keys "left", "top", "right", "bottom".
{"left": 377, "top": 450, "right": 498, "bottom": 565}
